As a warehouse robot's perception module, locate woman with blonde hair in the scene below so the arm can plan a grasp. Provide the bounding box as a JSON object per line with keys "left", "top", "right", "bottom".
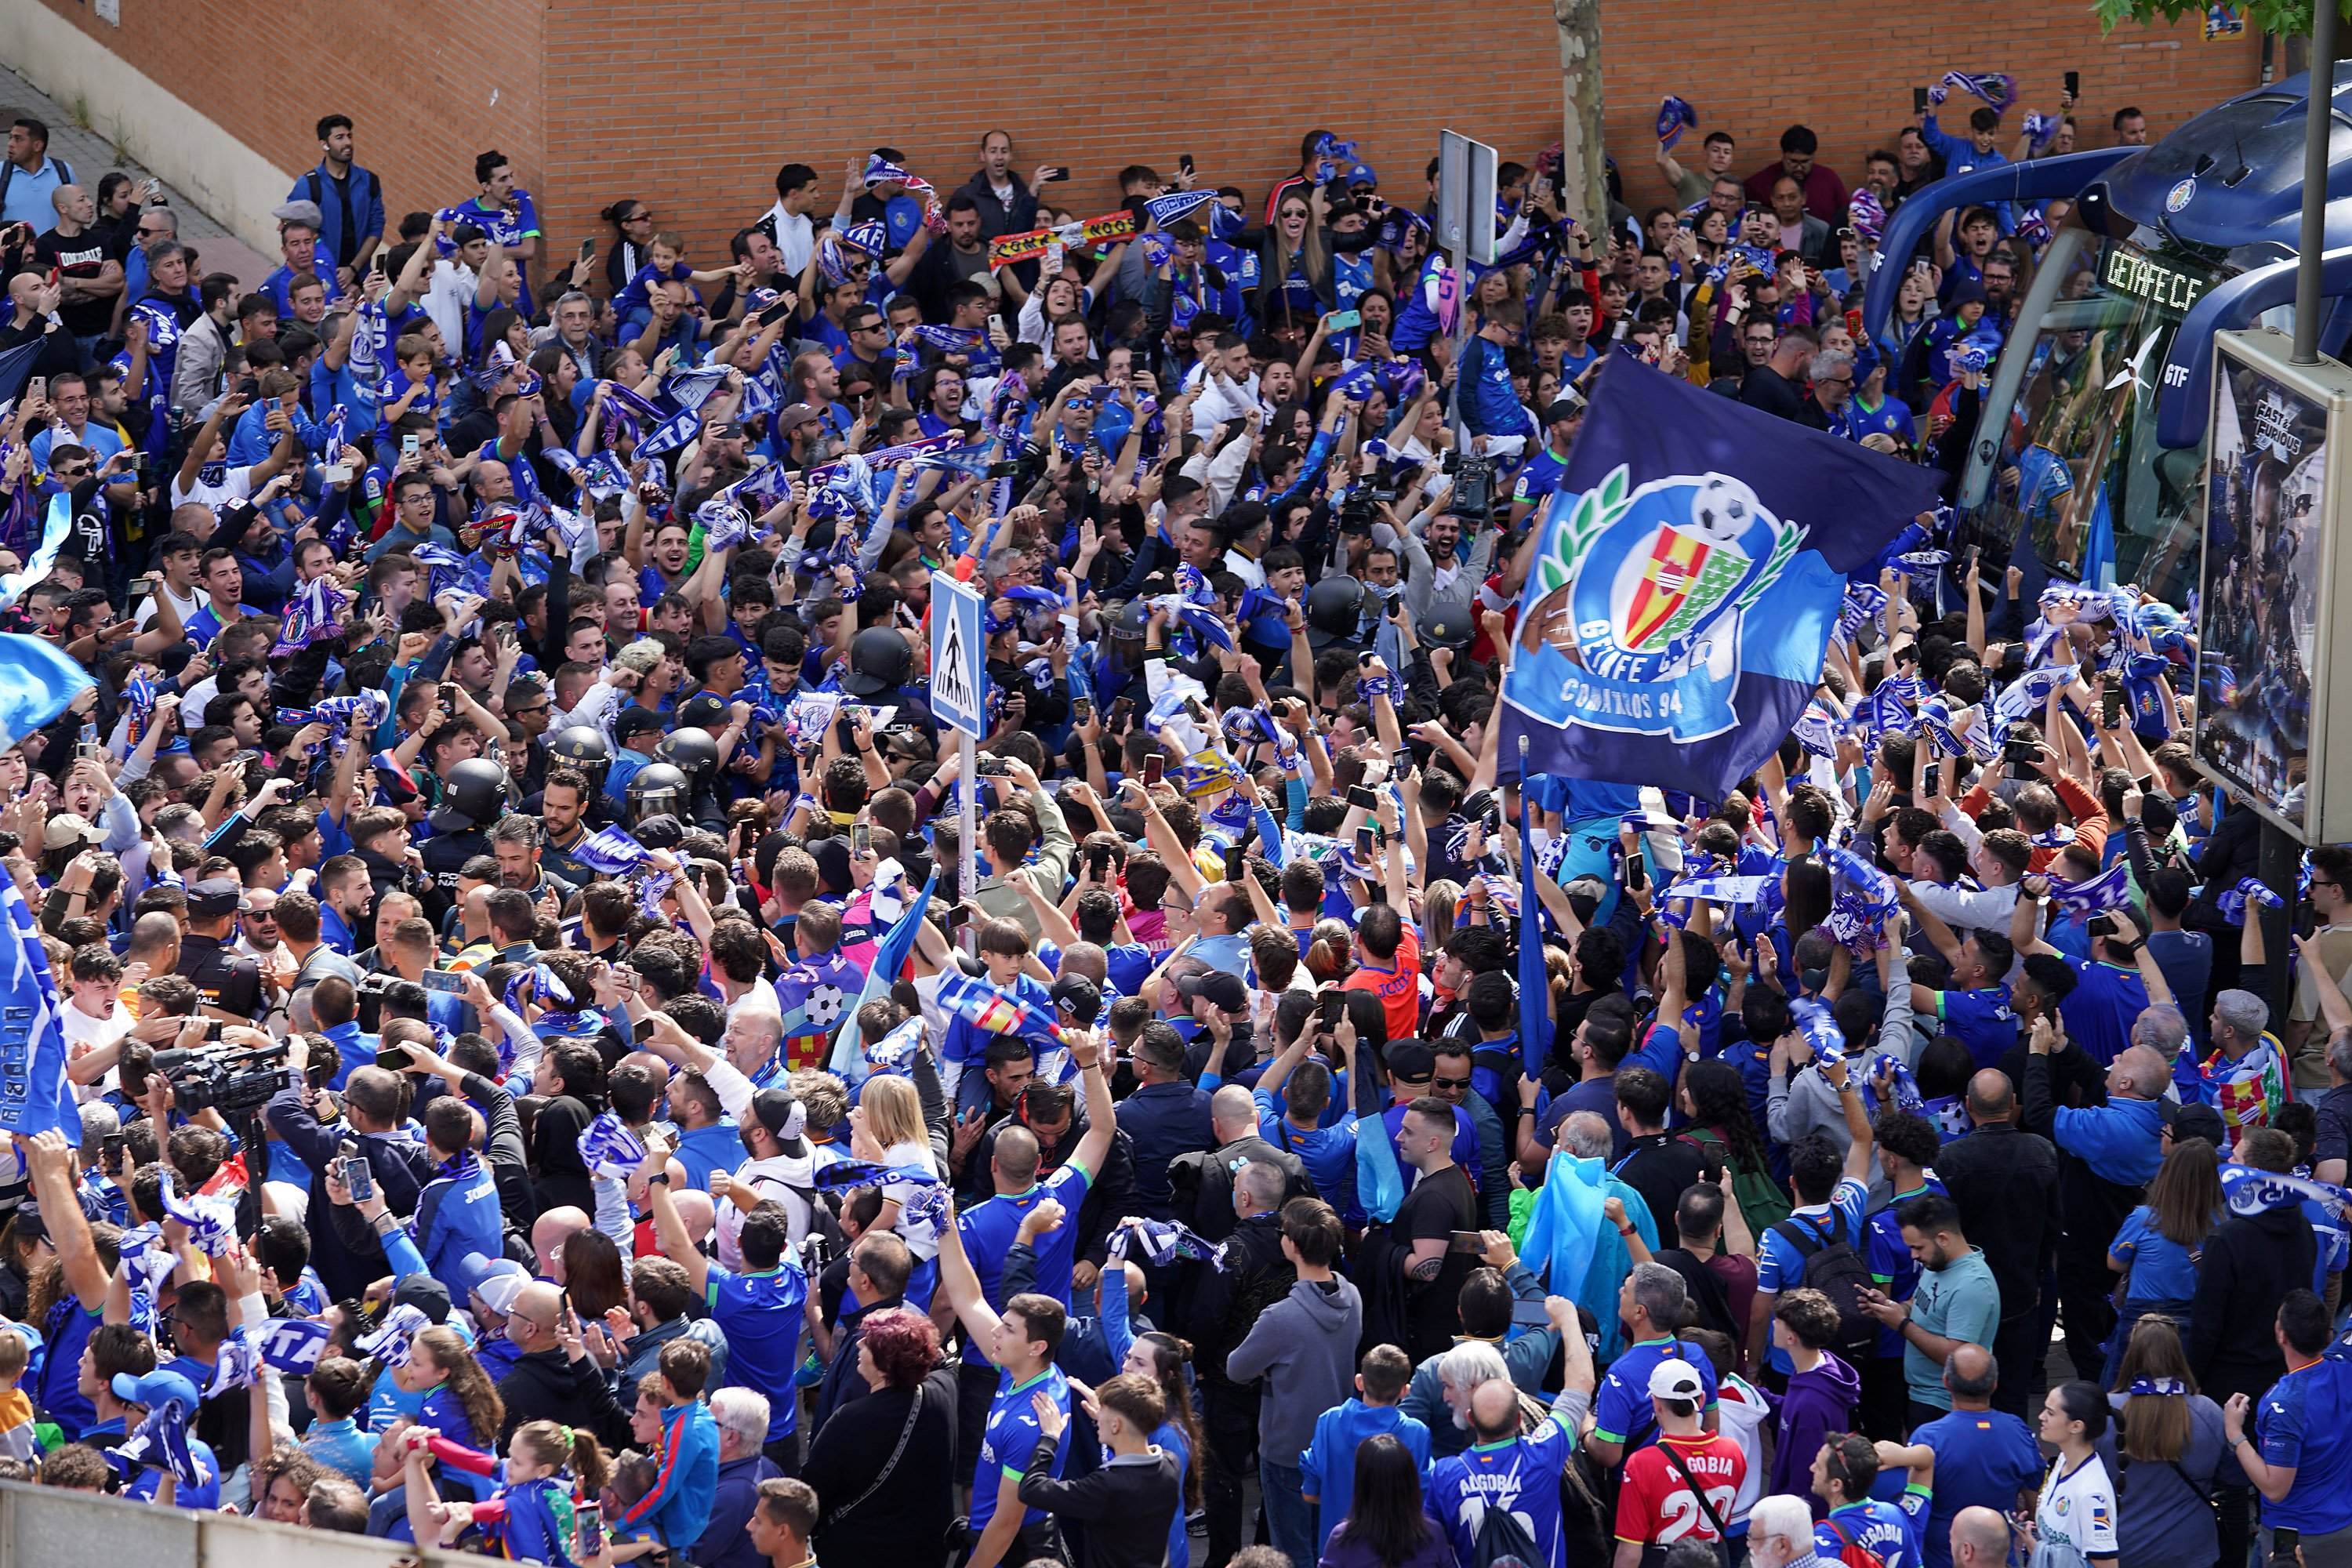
{"left": 849, "top": 1071, "right": 947, "bottom": 1308}
{"left": 2100, "top": 1319, "right": 2225, "bottom": 1568}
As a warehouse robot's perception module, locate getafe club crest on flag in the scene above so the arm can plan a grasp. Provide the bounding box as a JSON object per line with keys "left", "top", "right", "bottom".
{"left": 1500, "top": 363, "right": 1942, "bottom": 799}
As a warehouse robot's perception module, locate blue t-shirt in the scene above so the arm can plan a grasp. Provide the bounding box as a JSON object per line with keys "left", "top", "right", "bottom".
{"left": 1258, "top": 1100, "right": 1359, "bottom": 1224}
{"left": 706, "top": 1260, "right": 809, "bottom": 1439}
{"left": 956, "top": 1160, "right": 1094, "bottom": 1363}
{"left": 2257, "top": 1356, "right": 2352, "bottom": 1534}
{"left": 1865, "top": 1178, "right": 1946, "bottom": 1358}
{"left": 1592, "top": 1338, "right": 1718, "bottom": 1450}
{"left": 2060, "top": 958, "right": 2149, "bottom": 1066}
{"left": 1428, "top": 1407, "right": 1581, "bottom": 1568}
{"left": 1873, "top": 1408, "right": 2040, "bottom": 1568}
{"left": 1817, "top": 1494, "right": 1931, "bottom": 1568}
{"left": 1936, "top": 986, "right": 2016, "bottom": 1070}
{"left": 1757, "top": 1178, "right": 1870, "bottom": 1375}
{"left": 970, "top": 1365, "right": 1070, "bottom": 1536}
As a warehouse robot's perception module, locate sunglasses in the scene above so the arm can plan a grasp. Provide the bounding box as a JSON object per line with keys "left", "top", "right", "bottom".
{"left": 1431, "top": 1075, "right": 1471, "bottom": 1091}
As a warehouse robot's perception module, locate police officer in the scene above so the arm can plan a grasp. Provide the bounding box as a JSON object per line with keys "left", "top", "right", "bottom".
{"left": 419, "top": 759, "right": 510, "bottom": 926}
{"left": 837, "top": 626, "right": 934, "bottom": 731}
{"left": 541, "top": 724, "right": 622, "bottom": 829}
{"left": 176, "top": 878, "right": 264, "bottom": 1021}
{"left": 655, "top": 725, "right": 726, "bottom": 833}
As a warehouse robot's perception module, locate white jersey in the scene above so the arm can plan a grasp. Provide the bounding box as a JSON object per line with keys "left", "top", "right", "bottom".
{"left": 2031, "top": 1454, "right": 2118, "bottom": 1568}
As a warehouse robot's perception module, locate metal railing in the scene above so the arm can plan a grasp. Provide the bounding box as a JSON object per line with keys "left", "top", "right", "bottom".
{"left": 0, "top": 1478, "right": 491, "bottom": 1568}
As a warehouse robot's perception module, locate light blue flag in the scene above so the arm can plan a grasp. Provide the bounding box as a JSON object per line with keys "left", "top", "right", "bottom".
{"left": 826, "top": 872, "right": 938, "bottom": 1084}
{"left": 0, "top": 875, "right": 81, "bottom": 1142}
{"left": 0, "top": 631, "right": 94, "bottom": 753}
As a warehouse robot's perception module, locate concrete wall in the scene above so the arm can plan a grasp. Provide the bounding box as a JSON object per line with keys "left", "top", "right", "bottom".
{"left": 2, "top": 0, "right": 2264, "bottom": 275}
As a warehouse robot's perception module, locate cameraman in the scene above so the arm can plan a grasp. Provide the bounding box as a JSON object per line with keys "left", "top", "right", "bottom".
{"left": 264, "top": 1036, "right": 433, "bottom": 1299}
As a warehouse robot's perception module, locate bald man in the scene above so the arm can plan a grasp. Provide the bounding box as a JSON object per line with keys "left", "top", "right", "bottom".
{"left": 1427, "top": 1357, "right": 1594, "bottom": 1568}
{"left": 1935, "top": 1068, "right": 2058, "bottom": 1418}
{"left": 493, "top": 1279, "right": 626, "bottom": 1448}
{"left": 1894, "top": 1345, "right": 2041, "bottom": 1568}
{"left": 1180, "top": 1082, "right": 1310, "bottom": 1241}
{"left": 1948, "top": 1505, "right": 2011, "bottom": 1568}
{"left": 532, "top": 1206, "right": 590, "bottom": 1277}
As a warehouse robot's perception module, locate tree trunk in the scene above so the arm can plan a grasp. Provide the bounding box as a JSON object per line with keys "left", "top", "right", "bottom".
{"left": 1554, "top": 0, "right": 1609, "bottom": 235}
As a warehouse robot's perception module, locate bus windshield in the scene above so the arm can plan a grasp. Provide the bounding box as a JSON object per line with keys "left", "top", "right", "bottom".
{"left": 1973, "top": 223, "right": 2230, "bottom": 608}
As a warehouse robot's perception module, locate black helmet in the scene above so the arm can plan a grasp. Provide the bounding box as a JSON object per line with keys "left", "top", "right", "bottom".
{"left": 429, "top": 758, "right": 512, "bottom": 833}
{"left": 625, "top": 762, "right": 689, "bottom": 824}
{"left": 549, "top": 724, "right": 612, "bottom": 788}
{"left": 1305, "top": 574, "right": 1365, "bottom": 648}
{"left": 841, "top": 627, "right": 912, "bottom": 699}
{"left": 659, "top": 726, "right": 719, "bottom": 777}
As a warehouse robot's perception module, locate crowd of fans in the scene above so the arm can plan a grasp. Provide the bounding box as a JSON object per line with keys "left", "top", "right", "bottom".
{"left": 0, "top": 71, "right": 2341, "bottom": 1568}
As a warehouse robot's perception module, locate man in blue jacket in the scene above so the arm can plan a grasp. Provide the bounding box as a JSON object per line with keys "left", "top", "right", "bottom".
{"left": 619, "top": 1340, "right": 722, "bottom": 1549}
{"left": 287, "top": 114, "right": 385, "bottom": 285}
{"left": 414, "top": 1094, "right": 505, "bottom": 1304}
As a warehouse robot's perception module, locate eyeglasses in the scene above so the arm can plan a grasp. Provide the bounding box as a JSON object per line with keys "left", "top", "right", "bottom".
{"left": 1431, "top": 1075, "right": 1471, "bottom": 1091}
{"left": 245, "top": 909, "right": 278, "bottom": 924}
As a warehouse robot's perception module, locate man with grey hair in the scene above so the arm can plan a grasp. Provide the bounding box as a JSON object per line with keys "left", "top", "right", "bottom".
{"left": 1177, "top": 1084, "right": 1308, "bottom": 1241}
{"left": 1804, "top": 348, "right": 1856, "bottom": 431}
{"left": 1586, "top": 1261, "right": 1708, "bottom": 1472}
{"left": 543, "top": 289, "right": 600, "bottom": 381}
{"left": 1749, "top": 1493, "right": 1828, "bottom": 1568}
{"left": 2184, "top": 989, "right": 2285, "bottom": 1155}
{"left": 1558, "top": 1109, "right": 1663, "bottom": 1359}
{"left": 2129, "top": 1001, "right": 2188, "bottom": 1058}
{"left": 695, "top": 1386, "right": 780, "bottom": 1568}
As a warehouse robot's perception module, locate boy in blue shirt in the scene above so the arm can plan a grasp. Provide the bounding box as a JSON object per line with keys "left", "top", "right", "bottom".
{"left": 1300, "top": 1345, "right": 1429, "bottom": 1555}
{"left": 1813, "top": 1432, "right": 1933, "bottom": 1568}
{"left": 1254, "top": 1029, "right": 1359, "bottom": 1225}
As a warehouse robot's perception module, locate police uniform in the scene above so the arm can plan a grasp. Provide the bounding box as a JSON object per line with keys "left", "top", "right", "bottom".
{"left": 176, "top": 884, "right": 264, "bottom": 1017}
{"left": 419, "top": 827, "right": 489, "bottom": 925}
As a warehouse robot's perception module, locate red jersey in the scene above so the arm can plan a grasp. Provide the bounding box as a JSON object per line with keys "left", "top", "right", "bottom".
{"left": 1341, "top": 920, "right": 1422, "bottom": 1043}
{"left": 1614, "top": 1432, "right": 1748, "bottom": 1549}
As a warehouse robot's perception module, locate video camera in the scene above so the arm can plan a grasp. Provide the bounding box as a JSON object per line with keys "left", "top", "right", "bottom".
{"left": 1442, "top": 448, "right": 1497, "bottom": 520}
{"left": 123, "top": 1042, "right": 292, "bottom": 1116}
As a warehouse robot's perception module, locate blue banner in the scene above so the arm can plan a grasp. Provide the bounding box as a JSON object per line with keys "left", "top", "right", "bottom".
{"left": 1498, "top": 363, "right": 1942, "bottom": 801}
{"left": 0, "top": 877, "right": 80, "bottom": 1142}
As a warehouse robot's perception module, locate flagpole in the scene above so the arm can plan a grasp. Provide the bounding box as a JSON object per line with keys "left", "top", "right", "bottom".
{"left": 960, "top": 735, "right": 978, "bottom": 909}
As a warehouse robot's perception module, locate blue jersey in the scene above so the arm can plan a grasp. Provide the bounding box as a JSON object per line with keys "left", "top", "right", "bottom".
{"left": 2257, "top": 1356, "right": 2352, "bottom": 1534}
{"left": 1592, "top": 1338, "right": 1718, "bottom": 1453}
{"left": 706, "top": 1260, "right": 809, "bottom": 1439}
{"left": 1258, "top": 1102, "right": 1359, "bottom": 1225}
{"left": 1428, "top": 1406, "right": 1581, "bottom": 1568}
{"left": 1757, "top": 1178, "right": 1869, "bottom": 1375}
{"left": 970, "top": 1365, "right": 1070, "bottom": 1536}
{"left": 1864, "top": 1178, "right": 1946, "bottom": 1357}
{"left": 1873, "top": 1408, "right": 2041, "bottom": 1568}
{"left": 956, "top": 1160, "right": 1094, "bottom": 1362}
{"left": 1817, "top": 1494, "right": 1930, "bottom": 1568}
{"left": 1934, "top": 987, "right": 2016, "bottom": 1071}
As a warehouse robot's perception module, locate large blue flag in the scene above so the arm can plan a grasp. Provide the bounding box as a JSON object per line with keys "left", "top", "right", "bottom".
{"left": 0, "top": 875, "right": 81, "bottom": 1142}
{"left": 826, "top": 873, "right": 937, "bottom": 1085}
{"left": 1497, "top": 363, "right": 1942, "bottom": 800}
{"left": 0, "top": 631, "right": 93, "bottom": 753}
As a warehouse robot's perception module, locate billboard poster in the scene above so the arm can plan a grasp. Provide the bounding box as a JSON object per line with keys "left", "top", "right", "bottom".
{"left": 2196, "top": 336, "right": 2329, "bottom": 833}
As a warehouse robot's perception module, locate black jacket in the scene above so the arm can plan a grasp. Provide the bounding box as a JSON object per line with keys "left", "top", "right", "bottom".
{"left": 804, "top": 1365, "right": 960, "bottom": 1563}
{"left": 495, "top": 1346, "right": 632, "bottom": 1451}
{"left": 1178, "top": 1211, "right": 1293, "bottom": 1393}
{"left": 1018, "top": 1440, "right": 1181, "bottom": 1568}
{"left": 265, "top": 1087, "right": 435, "bottom": 1299}
{"left": 1173, "top": 1134, "right": 1312, "bottom": 1242}
{"left": 2187, "top": 1204, "right": 2318, "bottom": 1404}
{"left": 1933, "top": 1121, "right": 2061, "bottom": 1317}
{"left": 953, "top": 169, "right": 1040, "bottom": 240}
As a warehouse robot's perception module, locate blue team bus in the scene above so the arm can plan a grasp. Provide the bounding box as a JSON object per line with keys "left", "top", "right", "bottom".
{"left": 1864, "top": 64, "right": 2352, "bottom": 609}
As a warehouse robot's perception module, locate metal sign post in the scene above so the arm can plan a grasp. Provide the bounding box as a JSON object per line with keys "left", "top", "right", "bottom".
{"left": 1438, "top": 129, "right": 1497, "bottom": 447}
{"left": 929, "top": 572, "right": 989, "bottom": 904}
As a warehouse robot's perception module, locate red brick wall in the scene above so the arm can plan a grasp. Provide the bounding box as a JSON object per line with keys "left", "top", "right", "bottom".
{"left": 36, "top": 0, "right": 2261, "bottom": 274}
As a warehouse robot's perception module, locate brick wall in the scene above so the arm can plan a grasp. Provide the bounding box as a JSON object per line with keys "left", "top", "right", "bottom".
{"left": 33, "top": 0, "right": 2260, "bottom": 277}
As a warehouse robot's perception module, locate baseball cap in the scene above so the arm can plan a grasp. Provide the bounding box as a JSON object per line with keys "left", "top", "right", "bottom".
{"left": 463, "top": 1254, "right": 531, "bottom": 1316}
{"left": 632, "top": 813, "right": 686, "bottom": 851}
{"left": 677, "top": 694, "right": 730, "bottom": 733}
{"left": 752, "top": 1089, "right": 808, "bottom": 1154}
{"left": 370, "top": 751, "right": 422, "bottom": 804}
{"left": 42, "top": 814, "right": 103, "bottom": 852}
{"left": 775, "top": 402, "right": 823, "bottom": 434}
{"left": 395, "top": 1272, "right": 453, "bottom": 1325}
{"left": 187, "top": 878, "right": 243, "bottom": 919}
{"left": 1178, "top": 971, "right": 1248, "bottom": 1014}
{"left": 1648, "top": 1359, "right": 1706, "bottom": 1401}
{"left": 112, "top": 1368, "right": 201, "bottom": 1415}
{"left": 1544, "top": 392, "right": 1586, "bottom": 423}
{"left": 1049, "top": 974, "right": 1102, "bottom": 1025}
{"left": 2169, "top": 1102, "right": 2227, "bottom": 1149}
{"left": 613, "top": 707, "right": 667, "bottom": 743}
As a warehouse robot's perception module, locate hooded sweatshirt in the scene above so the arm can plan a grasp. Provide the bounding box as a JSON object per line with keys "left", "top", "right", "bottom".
{"left": 1770, "top": 1348, "right": 1861, "bottom": 1508}
{"left": 1225, "top": 1275, "right": 1365, "bottom": 1465}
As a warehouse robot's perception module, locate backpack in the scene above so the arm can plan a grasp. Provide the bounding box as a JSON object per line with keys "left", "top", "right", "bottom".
{"left": 1508, "top": 1389, "right": 1612, "bottom": 1568}
{"left": 1462, "top": 1486, "right": 1546, "bottom": 1568}
{"left": 1819, "top": 1515, "right": 1889, "bottom": 1568}
{"left": 0, "top": 154, "right": 73, "bottom": 218}
{"left": 1771, "top": 1213, "right": 1878, "bottom": 1359}
{"left": 1680, "top": 1127, "right": 1793, "bottom": 1232}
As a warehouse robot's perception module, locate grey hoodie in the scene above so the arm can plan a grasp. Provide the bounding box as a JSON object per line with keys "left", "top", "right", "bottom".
{"left": 1225, "top": 1274, "right": 1365, "bottom": 1465}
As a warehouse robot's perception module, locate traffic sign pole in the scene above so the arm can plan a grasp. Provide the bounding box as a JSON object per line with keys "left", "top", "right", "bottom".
{"left": 929, "top": 572, "right": 990, "bottom": 909}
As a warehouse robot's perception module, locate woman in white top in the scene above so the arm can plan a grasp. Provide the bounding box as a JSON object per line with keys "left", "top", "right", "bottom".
{"left": 2029, "top": 1380, "right": 2121, "bottom": 1568}
{"left": 1018, "top": 270, "right": 1096, "bottom": 353}
{"left": 849, "top": 1071, "right": 947, "bottom": 1308}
